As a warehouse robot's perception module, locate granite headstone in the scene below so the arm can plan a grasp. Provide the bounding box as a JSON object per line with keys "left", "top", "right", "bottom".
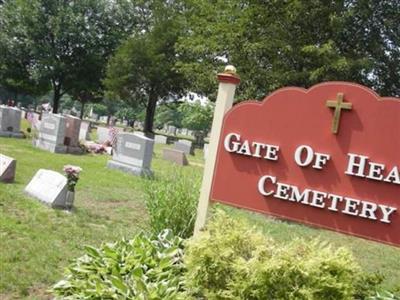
{"left": 25, "top": 169, "right": 70, "bottom": 209}
{"left": 163, "top": 148, "right": 189, "bottom": 166}
{"left": 36, "top": 114, "right": 67, "bottom": 153}
{"left": 0, "top": 154, "right": 16, "bottom": 183}
{"left": 154, "top": 134, "right": 168, "bottom": 144}
{"left": 79, "top": 121, "right": 91, "bottom": 141}
{"left": 174, "top": 139, "right": 194, "bottom": 155}
{"left": 0, "top": 106, "right": 23, "bottom": 138}
{"left": 107, "top": 132, "right": 154, "bottom": 176}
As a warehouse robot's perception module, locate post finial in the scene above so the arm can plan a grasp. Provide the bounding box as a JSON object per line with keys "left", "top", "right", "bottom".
{"left": 224, "top": 65, "right": 237, "bottom": 75}
{"left": 218, "top": 65, "right": 240, "bottom": 85}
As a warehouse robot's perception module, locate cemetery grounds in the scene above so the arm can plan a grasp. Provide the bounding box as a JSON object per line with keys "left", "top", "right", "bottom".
{"left": 0, "top": 121, "right": 399, "bottom": 299}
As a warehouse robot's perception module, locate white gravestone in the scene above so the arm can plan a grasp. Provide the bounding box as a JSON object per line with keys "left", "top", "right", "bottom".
{"left": 96, "top": 126, "right": 109, "bottom": 144}
{"left": 0, "top": 106, "right": 23, "bottom": 138}
{"left": 0, "top": 154, "right": 16, "bottom": 183}
{"left": 107, "top": 132, "right": 154, "bottom": 176}
{"left": 25, "top": 169, "right": 70, "bottom": 209}
{"left": 36, "top": 114, "right": 67, "bottom": 153}
{"left": 154, "top": 134, "right": 168, "bottom": 144}
{"left": 168, "top": 125, "right": 177, "bottom": 135}
{"left": 79, "top": 121, "right": 91, "bottom": 141}
{"left": 174, "top": 139, "right": 194, "bottom": 155}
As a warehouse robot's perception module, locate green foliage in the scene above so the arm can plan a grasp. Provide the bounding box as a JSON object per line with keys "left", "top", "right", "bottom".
{"left": 104, "top": 0, "right": 187, "bottom": 133}
{"left": 177, "top": 0, "right": 399, "bottom": 98}
{"left": 143, "top": 169, "right": 200, "bottom": 239}
{"left": 368, "top": 291, "right": 400, "bottom": 300}
{"left": 179, "top": 101, "right": 214, "bottom": 132}
{"left": 154, "top": 103, "right": 183, "bottom": 129}
{"left": 184, "top": 210, "right": 382, "bottom": 300}
{"left": 0, "top": 0, "right": 137, "bottom": 112}
{"left": 52, "top": 230, "right": 185, "bottom": 300}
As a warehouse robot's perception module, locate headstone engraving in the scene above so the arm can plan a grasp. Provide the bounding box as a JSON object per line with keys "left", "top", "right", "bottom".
{"left": 0, "top": 106, "right": 23, "bottom": 138}
{"left": 107, "top": 133, "right": 154, "bottom": 176}
{"left": 0, "top": 154, "right": 16, "bottom": 183}
{"left": 174, "top": 139, "right": 194, "bottom": 155}
{"left": 25, "top": 169, "right": 70, "bottom": 209}
{"left": 163, "top": 148, "right": 189, "bottom": 166}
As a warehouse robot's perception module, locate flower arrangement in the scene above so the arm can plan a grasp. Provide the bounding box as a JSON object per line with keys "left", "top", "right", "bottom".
{"left": 63, "top": 165, "right": 82, "bottom": 192}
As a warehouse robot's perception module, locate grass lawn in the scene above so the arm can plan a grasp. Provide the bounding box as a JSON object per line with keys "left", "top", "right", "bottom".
{"left": 0, "top": 124, "right": 399, "bottom": 299}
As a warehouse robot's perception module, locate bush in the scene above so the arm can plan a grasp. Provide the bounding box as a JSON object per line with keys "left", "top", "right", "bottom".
{"left": 183, "top": 210, "right": 381, "bottom": 300}
{"left": 52, "top": 230, "right": 185, "bottom": 299}
{"left": 143, "top": 169, "right": 200, "bottom": 238}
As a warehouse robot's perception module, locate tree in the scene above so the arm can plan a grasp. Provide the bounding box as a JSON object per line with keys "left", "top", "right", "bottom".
{"left": 154, "top": 103, "right": 183, "bottom": 129}
{"left": 104, "top": 0, "right": 187, "bottom": 136}
{"left": 0, "top": 0, "right": 138, "bottom": 113}
{"left": 177, "top": 0, "right": 399, "bottom": 99}
{"left": 179, "top": 101, "right": 213, "bottom": 132}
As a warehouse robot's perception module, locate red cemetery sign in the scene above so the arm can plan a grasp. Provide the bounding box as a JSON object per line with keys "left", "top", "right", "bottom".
{"left": 210, "top": 82, "right": 400, "bottom": 247}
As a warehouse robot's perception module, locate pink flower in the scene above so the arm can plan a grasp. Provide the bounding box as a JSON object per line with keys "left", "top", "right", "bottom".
{"left": 63, "top": 165, "right": 82, "bottom": 175}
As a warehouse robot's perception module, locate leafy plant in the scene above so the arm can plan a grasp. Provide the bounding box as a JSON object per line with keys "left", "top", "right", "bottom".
{"left": 52, "top": 230, "right": 185, "bottom": 299}
{"left": 143, "top": 169, "right": 200, "bottom": 238}
{"left": 368, "top": 291, "right": 400, "bottom": 300}
{"left": 184, "top": 210, "right": 382, "bottom": 300}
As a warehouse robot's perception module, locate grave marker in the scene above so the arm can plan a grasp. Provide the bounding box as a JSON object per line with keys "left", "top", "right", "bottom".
{"left": 154, "top": 134, "right": 168, "bottom": 144}
{"left": 64, "top": 115, "right": 82, "bottom": 153}
{"left": 195, "top": 66, "right": 400, "bottom": 247}
{"left": 107, "top": 132, "right": 154, "bottom": 176}
{"left": 0, "top": 154, "right": 16, "bottom": 183}
{"left": 25, "top": 169, "right": 70, "bottom": 209}
{"left": 0, "top": 106, "right": 23, "bottom": 138}
{"left": 174, "top": 139, "right": 194, "bottom": 155}
{"left": 36, "top": 114, "right": 67, "bottom": 153}
{"left": 163, "top": 148, "right": 189, "bottom": 166}
{"left": 79, "top": 121, "right": 91, "bottom": 141}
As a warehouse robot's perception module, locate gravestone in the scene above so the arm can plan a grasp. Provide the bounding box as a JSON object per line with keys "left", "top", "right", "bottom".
{"left": 107, "top": 132, "right": 154, "bottom": 176}
{"left": 79, "top": 121, "right": 91, "bottom": 141}
{"left": 0, "top": 154, "right": 16, "bottom": 183}
{"left": 174, "top": 139, "right": 194, "bottom": 155}
{"left": 64, "top": 115, "right": 82, "bottom": 154}
{"left": 96, "top": 126, "right": 109, "bottom": 143}
{"left": 0, "top": 106, "right": 23, "bottom": 138}
{"left": 181, "top": 128, "right": 189, "bottom": 136}
{"left": 203, "top": 143, "right": 209, "bottom": 160}
{"left": 163, "top": 148, "right": 188, "bottom": 166}
{"left": 154, "top": 134, "right": 168, "bottom": 144}
{"left": 25, "top": 169, "right": 70, "bottom": 209}
{"left": 167, "top": 125, "right": 177, "bottom": 135}
{"left": 36, "top": 114, "right": 67, "bottom": 153}
{"left": 99, "top": 116, "right": 108, "bottom": 123}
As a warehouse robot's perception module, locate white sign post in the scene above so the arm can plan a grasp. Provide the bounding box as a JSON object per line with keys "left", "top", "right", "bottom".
{"left": 193, "top": 66, "right": 240, "bottom": 235}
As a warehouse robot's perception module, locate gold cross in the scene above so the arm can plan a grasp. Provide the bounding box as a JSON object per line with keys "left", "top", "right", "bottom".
{"left": 326, "top": 93, "right": 352, "bottom": 134}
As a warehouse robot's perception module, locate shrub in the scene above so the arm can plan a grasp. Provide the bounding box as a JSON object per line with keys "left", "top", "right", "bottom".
{"left": 52, "top": 230, "right": 185, "bottom": 299}
{"left": 143, "top": 169, "right": 200, "bottom": 238}
{"left": 184, "top": 210, "right": 381, "bottom": 300}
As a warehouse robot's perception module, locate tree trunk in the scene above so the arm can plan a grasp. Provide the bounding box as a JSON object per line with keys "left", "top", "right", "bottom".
{"left": 80, "top": 101, "right": 85, "bottom": 119}
{"left": 144, "top": 94, "right": 157, "bottom": 138}
{"left": 52, "top": 84, "right": 61, "bottom": 114}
